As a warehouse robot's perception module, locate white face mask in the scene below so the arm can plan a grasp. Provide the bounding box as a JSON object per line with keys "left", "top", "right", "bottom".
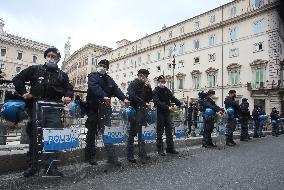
{"left": 158, "top": 82, "right": 165, "bottom": 88}
{"left": 45, "top": 58, "right": 58, "bottom": 69}
{"left": 97, "top": 67, "right": 106, "bottom": 75}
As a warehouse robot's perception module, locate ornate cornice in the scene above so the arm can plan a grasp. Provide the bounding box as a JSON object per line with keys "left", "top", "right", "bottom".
{"left": 205, "top": 67, "right": 219, "bottom": 75}
{"left": 249, "top": 59, "right": 268, "bottom": 69}
{"left": 227, "top": 63, "right": 242, "bottom": 71}
{"left": 191, "top": 70, "right": 202, "bottom": 76}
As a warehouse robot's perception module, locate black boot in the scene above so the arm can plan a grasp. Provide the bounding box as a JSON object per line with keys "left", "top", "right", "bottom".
{"left": 226, "top": 136, "right": 234, "bottom": 146}
{"left": 24, "top": 166, "right": 37, "bottom": 177}
{"left": 166, "top": 141, "right": 179, "bottom": 154}
{"left": 208, "top": 141, "right": 217, "bottom": 147}
{"left": 157, "top": 144, "right": 166, "bottom": 156}
{"left": 89, "top": 155, "right": 98, "bottom": 165}
{"left": 44, "top": 164, "right": 63, "bottom": 177}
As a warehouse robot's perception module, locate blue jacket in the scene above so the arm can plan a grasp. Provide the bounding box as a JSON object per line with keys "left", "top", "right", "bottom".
{"left": 152, "top": 86, "right": 181, "bottom": 112}
{"left": 86, "top": 72, "right": 125, "bottom": 112}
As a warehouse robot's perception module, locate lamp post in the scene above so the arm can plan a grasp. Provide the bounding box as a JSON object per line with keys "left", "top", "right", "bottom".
{"left": 172, "top": 55, "right": 176, "bottom": 95}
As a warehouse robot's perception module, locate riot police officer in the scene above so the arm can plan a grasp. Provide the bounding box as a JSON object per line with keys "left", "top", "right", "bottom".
{"left": 224, "top": 90, "right": 240, "bottom": 146}
{"left": 258, "top": 106, "right": 267, "bottom": 137}
{"left": 153, "top": 75, "right": 182, "bottom": 156}
{"left": 85, "top": 59, "right": 129, "bottom": 166}
{"left": 239, "top": 98, "right": 251, "bottom": 141}
{"left": 270, "top": 107, "right": 280, "bottom": 137}
{"left": 186, "top": 103, "right": 193, "bottom": 136}
{"left": 126, "top": 69, "right": 152, "bottom": 163}
{"left": 12, "top": 47, "right": 74, "bottom": 177}
{"left": 252, "top": 105, "right": 261, "bottom": 138}
{"left": 202, "top": 90, "right": 222, "bottom": 148}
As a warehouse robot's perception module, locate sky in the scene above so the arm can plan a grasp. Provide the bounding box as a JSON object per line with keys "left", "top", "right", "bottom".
{"left": 0, "top": 0, "right": 232, "bottom": 59}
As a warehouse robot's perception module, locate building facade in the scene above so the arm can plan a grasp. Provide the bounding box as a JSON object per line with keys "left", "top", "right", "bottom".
{"left": 64, "top": 0, "right": 284, "bottom": 113}
{"left": 62, "top": 42, "right": 112, "bottom": 96}
{"left": 0, "top": 18, "right": 49, "bottom": 103}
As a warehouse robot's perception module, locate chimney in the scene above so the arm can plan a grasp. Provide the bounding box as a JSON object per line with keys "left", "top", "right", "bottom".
{"left": 116, "top": 39, "right": 131, "bottom": 48}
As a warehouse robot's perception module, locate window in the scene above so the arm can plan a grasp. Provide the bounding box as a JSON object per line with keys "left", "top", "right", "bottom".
{"left": 193, "top": 76, "right": 200, "bottom": 89}
{"left": 84, "top": 58, "right": 88, "bottom": 65}
{"left": 255, "top": 68, "right": 264, "bottom": 88}
{"left": 157, "top": 51, "right": 161, "bottom": 60}
{"left": 178, "top": 60, "right": 184, "bottom": 68}
{"left": 116, "top": 74, "right": 119, "bottom": 80}
{"left": 229, "top": 48, "right": 239, "bottom": 58}
{"left": 17, "top": 52, "right": 23, "bottom": 60}
{"left": 208, "top": 75, "right": 217, "bottom": 88}
{"left": 123, "top": 73, "right": 126, "bottom": 78}
{"left": 156, "top": 66, "right": 161, "bottom": 72}
{"left": 16, "top": 66, "right": 21, "bottom": 73}
{"left": 167, "top": 80, "right": 173, "bottom": 89}
{"left": 1, "top": 48, "right": 6, "bottom": 57}
{"left": 194, "top": 39, "right": 200, "bottom": 49}
{"left": 130, "top": 71, "right": 134, "bottom": 78}
{"left": 229, "top": 27, "right": 237, "bottom": 41}
{"left": 178, "top": 78, "right": 184, "bottom": 89}
{"left": 130, "top": 60, "right": 134, "bottom": 68}
{"left": 32, "top": 55, "right": 37, "bottom": 63}
{"left": 230, "top": 70, "right": 239, "bottom": 85}
{"left": 168, "top": 47, "right": 173, "bottom": 58}
{"left": 230, "top": 6, "right": 237, "bottom": 17}
{"left": 180, "top": 26, "right": 185, "bottom": 34}
{"left": 254, "top": 42, "right": 264, "bottom": 52}
{"left": 0, "top": 63, "right": 5, "bottom": 69}
{"left": 209, "top": 53, "right": 216, "bottom": 62}
{"left": 169, "top": 31, "right": 173, "bottom": 39}
{"left": 280, "top": 43, "right": 282, "bottom": 55}
{"left": 168, "top": 63, "right": 172, "bottom": 69}
{"left": 194, "top": 57, "right": 200, "bottom": 64}
{"left": 138, "top": 57, "right": 142, "bottom": 65}
{"left": 194, "top": 21, "right": 200, "bottom": 30}
{"left": 253, "top": 20, "right": 262, "bottom": 34}
{"left": 92, "top": 58, "right": 97, "bottom": 65}
{"left": 209, "top": 34, "right": 216, "bottom": 46}
{"left": 209, "top": 15, "right": 215, "bottom": 24}
{"left": 147, "top": 54, "right": 151, "bottom": 62}
{"left": 179, "top": 44, "right": 185, "bottom": 54}
{"left": 148, "top": 38, "right": 151, "bottom": 46}
{"left": 158, "top": 35, "right": 162, "bottom": 43}
{"left": 255, "top": 0, "right": 264, "bottom": 8}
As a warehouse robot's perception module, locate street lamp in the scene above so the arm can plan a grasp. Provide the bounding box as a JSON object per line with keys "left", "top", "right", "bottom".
{"left": 172, "top": 55, "right": 176, "bottom": 95}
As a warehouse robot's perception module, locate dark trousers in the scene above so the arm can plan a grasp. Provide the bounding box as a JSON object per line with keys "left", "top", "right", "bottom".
{"left": 26, "top": 104, "right": 62, "bottom": 169}
{"left": 85, "top": 107, "right": 118, "bottom": 163}
{"left": 126, "top": 107, "right": 147, "bottom": 159}
{"left": 202, "top": 118, "right": 214, "bottom": 145}
{"left": 156, "top": 111, "right": 174, "bottom": 151}
{"left": 226, "top": 118, "right": 236, "bottom": 141}
{"left": 253, "top": 120, "right": 259, "bottom": 136}
{"left": 271, "top": 122, "right": 279, "bottom": 135}
{"left": 240, "top": 118, "right": 249, "bottom": 140}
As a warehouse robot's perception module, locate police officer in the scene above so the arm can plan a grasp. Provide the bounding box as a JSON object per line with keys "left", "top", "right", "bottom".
{"left": 224, "top": 90, "right": 240, "bottom": 146}
{"left": 186, "top": 103, "right": 193, "bottom": 136}
{"left": 126, "top": 69, "right": 152, "bottom": 163}
{"left": 270, "top": 107, "right": 280, "bottom": 137}
{"left": 12, "top": 47, "right": 74, "bottom": 177}
{"left": 202, "top": 90, "right": 222, "bottom": 148}
{"left": 239, "top": 98, "right": 251, "bottom": 141}
{"left": 252, "top": 105, "right": 261, "bottom": 138}
{"left": 258, "top": 106, "right": 267, "bottom": 137}
{"left": 85, "top": 59, "right": 129, "bottom": 166}
{"left": 153, "top": 75, "right": 181, "bottom": 156}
